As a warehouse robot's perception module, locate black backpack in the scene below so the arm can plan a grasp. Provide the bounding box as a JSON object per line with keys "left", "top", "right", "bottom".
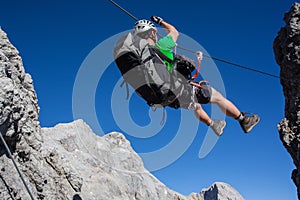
{"left": 113, "top": 32, "right": 195, "bottom": 108}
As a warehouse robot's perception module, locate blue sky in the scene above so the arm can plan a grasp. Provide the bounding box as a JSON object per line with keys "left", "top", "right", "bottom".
{"left": 1, "top": 0, "right": 297, "bottom": 199}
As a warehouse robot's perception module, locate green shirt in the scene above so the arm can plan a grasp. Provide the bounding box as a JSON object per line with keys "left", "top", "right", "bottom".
{"left": 154, "top": 35, "right": 176, "bottom": 72}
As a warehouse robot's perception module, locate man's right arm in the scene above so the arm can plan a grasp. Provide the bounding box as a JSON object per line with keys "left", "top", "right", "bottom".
{"left": 160, "top": 21, "right": 179, "bottom": 43}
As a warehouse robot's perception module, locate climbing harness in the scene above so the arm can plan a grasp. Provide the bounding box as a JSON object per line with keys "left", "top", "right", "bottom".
{"left": 188, "top": 80, "right": 208, "bottom": 89}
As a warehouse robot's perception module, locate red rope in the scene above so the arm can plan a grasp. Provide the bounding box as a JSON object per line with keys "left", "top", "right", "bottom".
{"left": 192, "top": 52, "right": 202, "bottom": 79}
{"left": 192, "top": 59, "right": 201, "bottom": 79}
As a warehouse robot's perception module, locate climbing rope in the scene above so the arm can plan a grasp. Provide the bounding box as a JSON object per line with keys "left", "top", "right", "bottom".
{"left": 108, "top": 0, "right": 281, "bottom": 80}
{"left": 0, "top": 132, "right": 35, "bottom": 200}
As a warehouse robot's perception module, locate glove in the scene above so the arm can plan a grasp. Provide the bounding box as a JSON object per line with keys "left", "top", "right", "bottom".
{"left": 151, "top": 16, "right": 164, "bottom": 25}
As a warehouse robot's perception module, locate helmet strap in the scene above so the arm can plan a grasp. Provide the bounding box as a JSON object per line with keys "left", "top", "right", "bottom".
{"left": 149, "top": 30, "right": 157, "bottom": 43}
{"left": 149, "top": 35, "right": 157, "bottom": 43}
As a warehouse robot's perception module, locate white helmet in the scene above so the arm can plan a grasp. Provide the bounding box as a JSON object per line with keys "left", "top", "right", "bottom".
{"left": 134, "top": 20, "right": 157, "bottom": 35}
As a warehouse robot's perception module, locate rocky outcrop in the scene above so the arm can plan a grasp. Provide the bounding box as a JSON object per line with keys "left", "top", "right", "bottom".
{"left": 41, "top": 119, "right": 187, "bottom": 200}
{"left": 0, "top": 27, "right": 46, "bottom": 199}
{"left": 0, "top": 27, "right": 244, "bottom": 199}
{"left": 273, "top": 2, "right": 300, "bottom": 199}
{"left": 41, "top": 120, "right": 244, "bottom": 200}
{"left": 0, "top": 27, "right": 92, "bottom": 199}
{"left": 0, "top": 27, "right": 41, "bottom": 153}
{"left": 199, "top": 182, "right": 244, "bottom": 200}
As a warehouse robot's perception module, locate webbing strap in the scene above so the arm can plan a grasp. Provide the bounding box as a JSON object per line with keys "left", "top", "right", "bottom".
{"left": 120, "top": 80, "right": 130, "bottom": 100}
{"left": 188, "top": 86, "right": 197, "bottom": 111}
{"left": 160, "top": 108, "right": 166, "bottom": 125}
{"left": 188, "top": 80, "right": 209, "bottom": 89}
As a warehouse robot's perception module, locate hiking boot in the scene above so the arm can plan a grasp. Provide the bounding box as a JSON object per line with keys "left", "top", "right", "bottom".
{"left": 239, "top": 113, "right": 260, "bottom": 133}
{"left": 210, "top": 120, "right": 226, "bottom": 136}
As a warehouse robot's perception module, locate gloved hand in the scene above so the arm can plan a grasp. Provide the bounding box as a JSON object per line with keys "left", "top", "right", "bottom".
{"left": 151, "top": 16, "right": 164, "bottom": 25}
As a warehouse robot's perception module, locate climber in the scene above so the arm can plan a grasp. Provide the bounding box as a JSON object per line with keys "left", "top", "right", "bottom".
{"left": 114, "top": 16, "right": 260, "bottom": 136}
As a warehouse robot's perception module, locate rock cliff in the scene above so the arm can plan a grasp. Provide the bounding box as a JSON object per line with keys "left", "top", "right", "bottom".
{"left": 273, "top": 2, "right": 300, "bottom": 199}
{"left": 0, "top": 27, "right": 244, "bottom": 199}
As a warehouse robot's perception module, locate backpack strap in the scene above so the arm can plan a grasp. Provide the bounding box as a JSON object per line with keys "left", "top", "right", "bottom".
{"left": 150, "top": 46, "right": 174, "bottom": 64}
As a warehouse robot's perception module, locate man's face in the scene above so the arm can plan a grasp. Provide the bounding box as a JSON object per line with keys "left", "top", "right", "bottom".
{"left": 146, "top": 29, "right": 158, "bottom": 44}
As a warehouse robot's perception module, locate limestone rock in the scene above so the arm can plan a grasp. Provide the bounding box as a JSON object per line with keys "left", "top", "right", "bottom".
{"left": 41, "top": 119, "right": 185, "bottom": 199}
{"left": 0, "top": 27, "right": 44, "bottom": 199}
{"left": 0, "top": 27, "right": 83, "bottom": 199}
{"left": 199, "top": 182, "right": 244, "bottom": 200}
{"left": 273, "top": 2, "right": 300, "bottom": 199}
{"left": 0, "top": 27, "right": 41, "bottom": 150}
{"left": 41, "top": 119, "right": 244, "bottom": 200}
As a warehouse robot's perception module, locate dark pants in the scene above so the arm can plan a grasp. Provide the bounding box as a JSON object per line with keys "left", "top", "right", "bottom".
{"left": 168, "top": 82, "right": 212, "bottom": 109}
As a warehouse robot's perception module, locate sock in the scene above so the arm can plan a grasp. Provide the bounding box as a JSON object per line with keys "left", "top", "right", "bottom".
{"left": 209, "top": 120, "right": 214, "bottom": 127}
{"left": 235, "top": 113, "right": 245, "bottom": 122}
